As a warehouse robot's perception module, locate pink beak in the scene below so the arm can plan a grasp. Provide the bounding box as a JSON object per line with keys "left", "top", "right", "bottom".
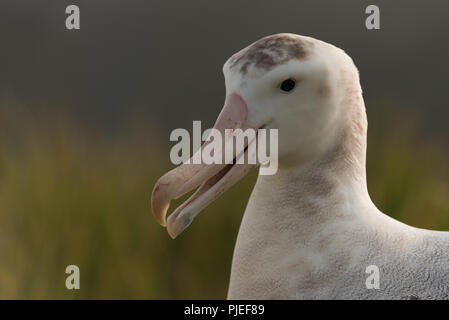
{"left": 151, "top": 93, "right": 257, "bottom": 238}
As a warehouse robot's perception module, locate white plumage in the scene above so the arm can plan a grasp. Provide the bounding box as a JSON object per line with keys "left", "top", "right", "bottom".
{"left": 152, "top": 34, "right": 449, "bottom": 299}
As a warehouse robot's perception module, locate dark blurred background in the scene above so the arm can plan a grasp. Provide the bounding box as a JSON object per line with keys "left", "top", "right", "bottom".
{"left": 0, "top": 0, "right": 448, "bottom": 299}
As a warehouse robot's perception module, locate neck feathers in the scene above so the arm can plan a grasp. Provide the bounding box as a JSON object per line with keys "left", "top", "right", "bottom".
{"left": 336, "top": 64, "right": 367, "bottom": 183}
{"left": 254, "top": 67, "right": 369, "bottom": 217}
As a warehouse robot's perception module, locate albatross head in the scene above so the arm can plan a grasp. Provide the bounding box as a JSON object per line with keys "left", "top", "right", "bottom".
{"left": 152, "top": 33, "right": 366, "bottom": 238}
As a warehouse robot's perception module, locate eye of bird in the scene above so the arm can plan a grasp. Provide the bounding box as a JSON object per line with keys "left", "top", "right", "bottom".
{"left": 279, "top": 78, "right": 296, "bottom": 92}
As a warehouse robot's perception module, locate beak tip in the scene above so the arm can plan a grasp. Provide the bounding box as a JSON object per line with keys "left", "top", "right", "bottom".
{"left": 168, "top": 231, "right": 178, "bottom": 239}
{"left": 167, "top": 212, "right": 192, "bottom": 239}
{"left": 151, "top": 184, "right": 169, "bottom": 227}
{"left": 167, "top": 223, "right": 179, "bottom": 239}
{"left": 152, "top": 208, "right": 167, "bottom": 227}
{"left": 151, "top": 202, "right": 167, "bottom": 227}
{"left": 158, "top": 218, "right": 167, "bottom": 227}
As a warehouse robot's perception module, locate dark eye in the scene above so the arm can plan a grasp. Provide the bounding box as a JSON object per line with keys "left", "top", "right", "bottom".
{"left": 279, "top": 78, "right": 296, "bottom": 92}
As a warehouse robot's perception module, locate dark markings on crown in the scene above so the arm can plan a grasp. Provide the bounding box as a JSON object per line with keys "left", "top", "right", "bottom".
{"left": 229, "top": 34, "right": 312, "bottom": 75}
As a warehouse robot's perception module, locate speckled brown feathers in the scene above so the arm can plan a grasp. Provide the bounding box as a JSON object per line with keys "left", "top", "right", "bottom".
{"left": 229, "top": 34, "right": 312, "bottom": 75}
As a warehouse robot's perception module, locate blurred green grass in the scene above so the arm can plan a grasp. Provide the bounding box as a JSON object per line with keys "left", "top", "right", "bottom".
{"left": 0, "top": 100, "right": 448, "bottom": 299}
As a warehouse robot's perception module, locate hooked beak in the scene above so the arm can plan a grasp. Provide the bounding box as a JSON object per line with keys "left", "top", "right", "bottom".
{"left": 151, "top": 93, "right": 257, "bottom": 238}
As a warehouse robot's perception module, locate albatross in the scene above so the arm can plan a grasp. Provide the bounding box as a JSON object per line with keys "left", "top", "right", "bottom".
{"left": 151, "top": 33, "right": 449, "bottom": 299}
